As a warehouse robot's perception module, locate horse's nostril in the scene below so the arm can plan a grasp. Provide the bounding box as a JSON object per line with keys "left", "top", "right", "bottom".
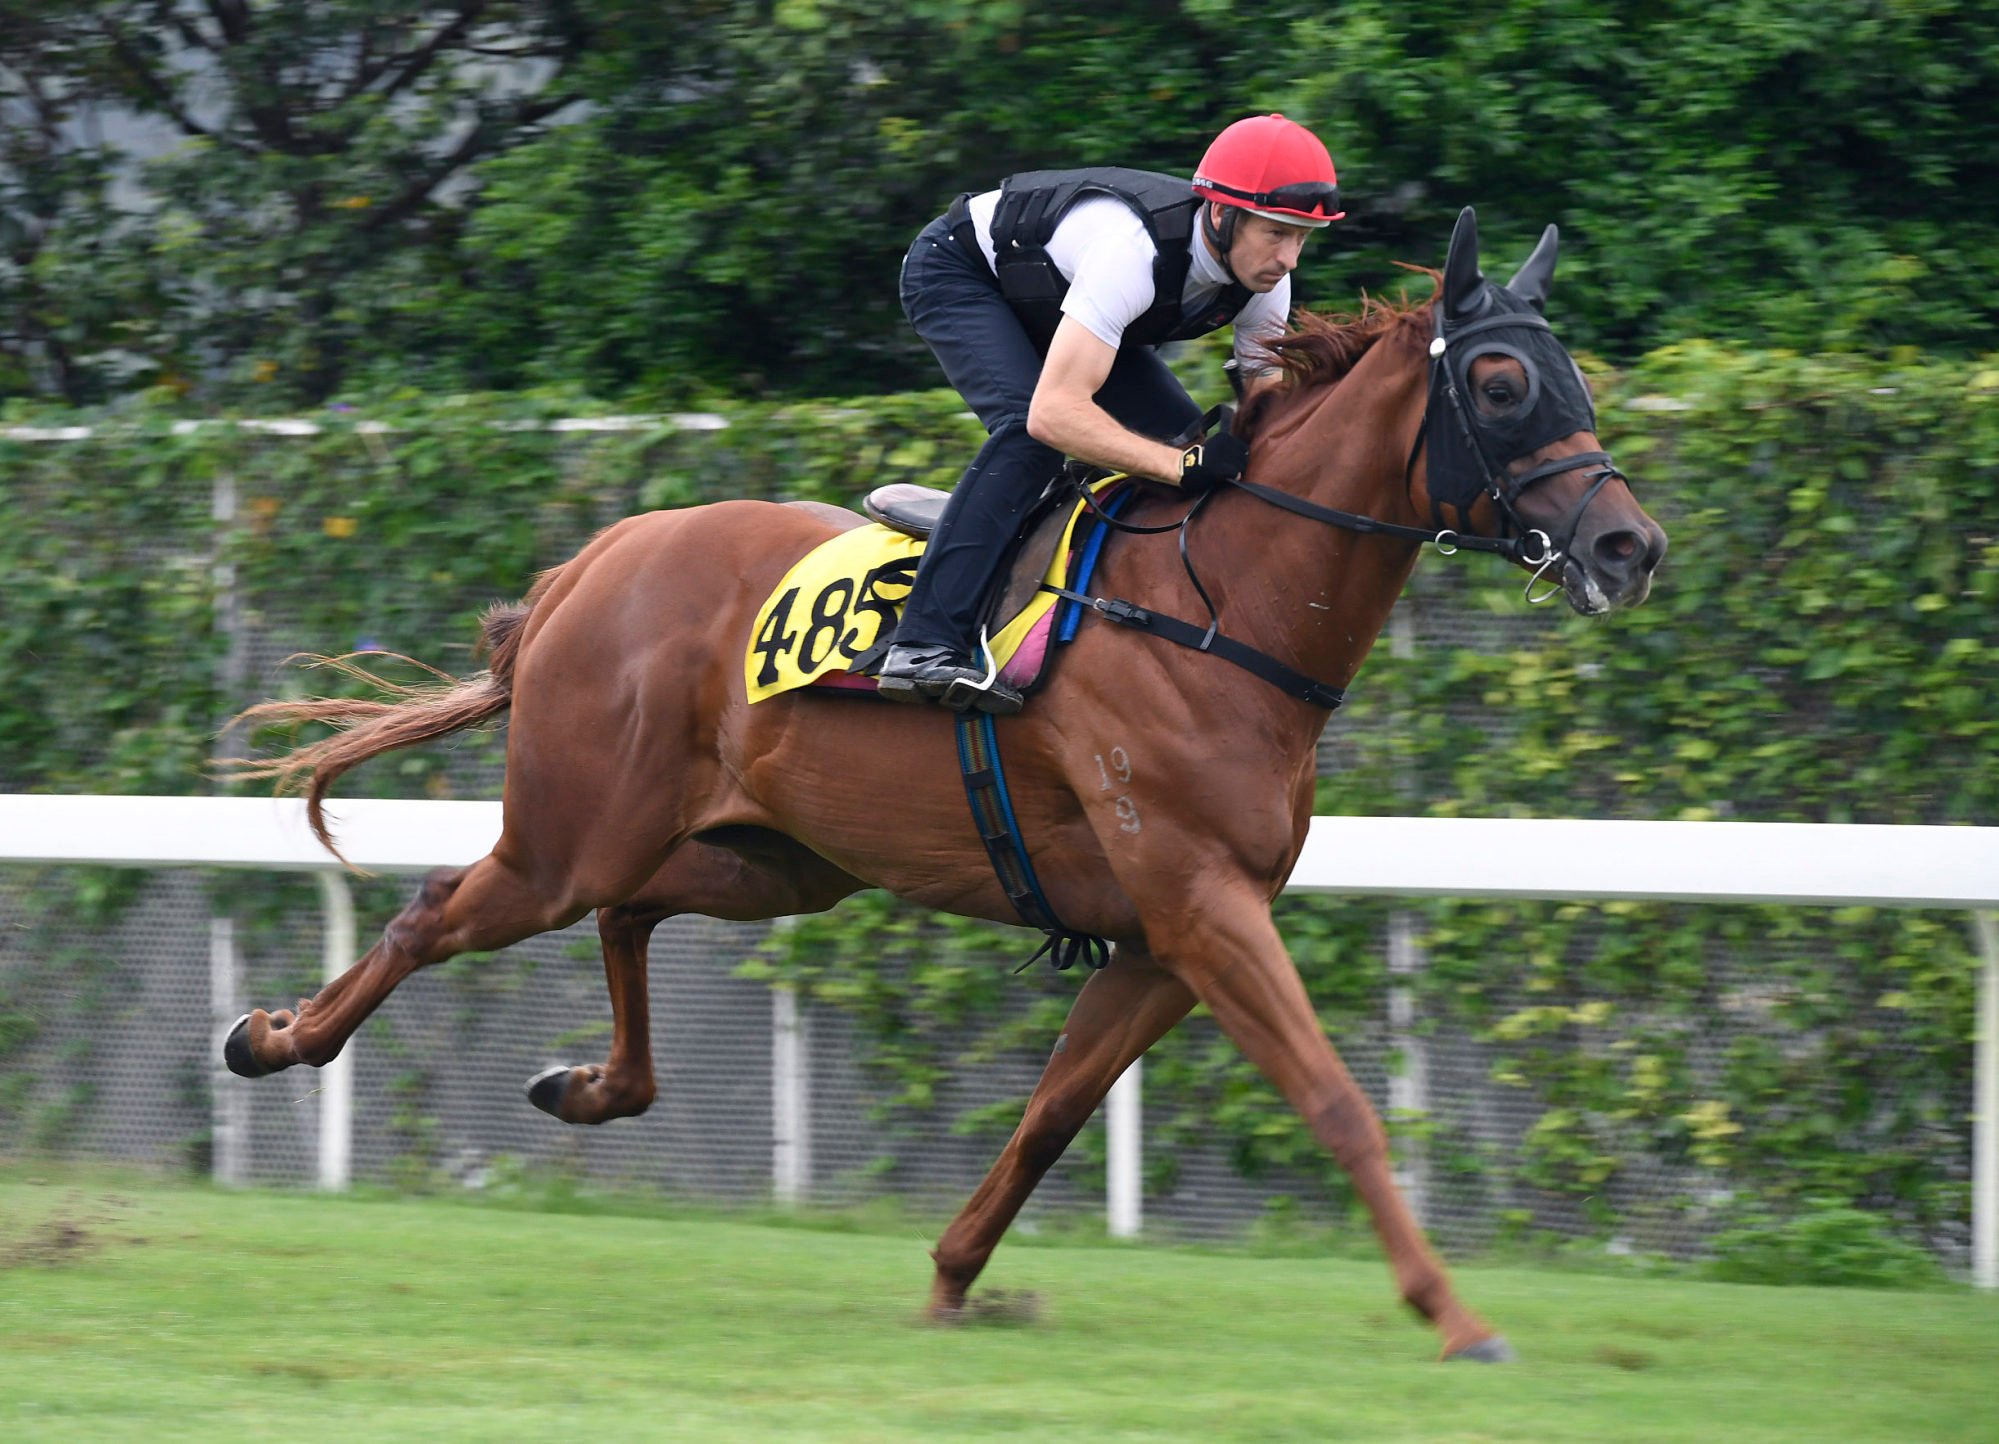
{"left": 1594, "top": 529, "right": 1640, "bottom": 569}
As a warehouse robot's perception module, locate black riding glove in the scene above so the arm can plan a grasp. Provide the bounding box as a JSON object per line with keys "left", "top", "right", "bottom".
{"left": 1176, "top": 409, "right": 1248, "bottom": 494}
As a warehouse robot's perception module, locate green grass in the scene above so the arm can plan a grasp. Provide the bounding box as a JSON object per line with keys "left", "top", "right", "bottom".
{"left": 1, "top": 1172, "right": 1993, "bottom": 1443}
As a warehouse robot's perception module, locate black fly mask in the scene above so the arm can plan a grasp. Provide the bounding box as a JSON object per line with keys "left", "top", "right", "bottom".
{"left": 1411, "top": 209, "right": 1625, "bottom": 598}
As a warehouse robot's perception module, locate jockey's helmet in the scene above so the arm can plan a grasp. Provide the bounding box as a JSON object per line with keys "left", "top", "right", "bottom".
{"left": 1192, "top": 114, "right": 1344, "bottom": 230}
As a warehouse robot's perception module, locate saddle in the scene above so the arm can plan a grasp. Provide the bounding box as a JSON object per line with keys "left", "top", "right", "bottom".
{"left": 742, "top": 470, "right": 1130, "bottom": 707}
{"left": 862, "top": 468, "right": 1093, "bottom": 642}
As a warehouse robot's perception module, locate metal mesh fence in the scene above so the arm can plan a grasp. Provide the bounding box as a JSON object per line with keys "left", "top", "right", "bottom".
{"left": 5, "top": 859, "right": 1967, "bottom": 1267}
{"left": 0, "top": 424, "right": 1975, "bottom": 1271}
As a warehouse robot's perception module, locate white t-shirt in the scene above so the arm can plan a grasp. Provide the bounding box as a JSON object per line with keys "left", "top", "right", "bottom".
{"left": 965, "top": 189, "right": 1289, "bottom": 367}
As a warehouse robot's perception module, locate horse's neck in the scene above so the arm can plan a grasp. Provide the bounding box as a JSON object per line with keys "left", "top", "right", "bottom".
{"left": 1208, "top": 342, "right": 1430, "bottom": 706}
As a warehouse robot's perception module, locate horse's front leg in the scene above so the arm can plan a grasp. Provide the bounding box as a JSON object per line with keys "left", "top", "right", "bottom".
{"left": 929, "top": 943, "right": 1194, "bottom": 1318}
{"left": 1153, "top": 883, "right": 1510, "bottom": 1363}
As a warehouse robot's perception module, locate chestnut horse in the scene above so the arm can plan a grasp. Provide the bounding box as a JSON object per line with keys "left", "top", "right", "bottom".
{"left": 225, "top": 209, "right": 1664, "bottom": 1362}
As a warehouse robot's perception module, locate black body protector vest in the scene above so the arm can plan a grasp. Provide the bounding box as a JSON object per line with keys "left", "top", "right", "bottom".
{"left": 970, "top": 167, "right": 1254, "bottom": 350}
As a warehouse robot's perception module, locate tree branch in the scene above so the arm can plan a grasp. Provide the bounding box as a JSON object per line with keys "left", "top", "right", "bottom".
{"left": 145, "top": 0, "right": 219, "bottom": 57}
{"left": 360, "top": 88, "right": 582, "bottom": 234}
{"left": 204, "top": 0, "right": 249, "bottom": 47}
{"left": 346, "top": 20, "right": 376, "bottom": 99}
{"left": 185, "top": 0, "right": 313, "bottom": 152}
{"left": 0, "top": 59, "right": 65, "bottom": 149}
{"left": 99, "top": 18, "right": 250, "bottom": 151}
{"left": 464, "top": 42, "right": 564, "bottom": 59}
{"left": 348, "top": 3, "right": 488, "bottom": 106}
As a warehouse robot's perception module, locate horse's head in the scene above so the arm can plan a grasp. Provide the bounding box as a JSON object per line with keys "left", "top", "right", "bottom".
{"left": 1415, "top": 208, "right": 1666, "bottom": 614}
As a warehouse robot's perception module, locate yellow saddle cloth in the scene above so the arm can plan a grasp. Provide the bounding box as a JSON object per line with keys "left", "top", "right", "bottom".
{"left": 744, "top": 488, "right": 1107, "bottom": 704}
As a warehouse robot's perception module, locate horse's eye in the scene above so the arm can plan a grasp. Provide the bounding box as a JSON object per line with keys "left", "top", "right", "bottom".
{"left": 1482, "top": 382, "right": 1516, "bottom": 407}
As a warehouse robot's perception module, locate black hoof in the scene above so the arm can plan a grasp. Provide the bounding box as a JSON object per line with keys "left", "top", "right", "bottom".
{"left": 526, "top": 1064, "right": 571, "bottom": 1118}
{"left": 222, "top": 1013, "right": 270, "bottom": 1079}
{"left": 1448, "top": 1335, "right": 1517, "bottom": 1364}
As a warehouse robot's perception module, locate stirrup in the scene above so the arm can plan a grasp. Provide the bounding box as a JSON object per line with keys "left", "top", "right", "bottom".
{"left": 941, "top": 629, "right": 1022, "bottom": 715}
{"left": 941, "top": 673, "right": 1023, "bottom": 716}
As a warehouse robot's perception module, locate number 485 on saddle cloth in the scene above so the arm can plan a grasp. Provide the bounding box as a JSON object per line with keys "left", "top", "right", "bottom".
{"left": 743, "top": 524, "right": 924, "bottom": 701}
{"left": 743, "top": 495, "right": 1093, "bottom": 704}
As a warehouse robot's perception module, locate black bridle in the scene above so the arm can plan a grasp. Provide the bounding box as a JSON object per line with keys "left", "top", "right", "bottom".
{"left": 1049, "top": 323, "right": 1633, "bottom": 708}
{"left": 1400, "top": 309, "right": 1628, "bottom": 603}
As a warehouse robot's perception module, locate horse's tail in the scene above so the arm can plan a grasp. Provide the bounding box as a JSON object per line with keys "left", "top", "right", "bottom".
{"left": 221, "top": 563, "right": 563, "bottom": 859}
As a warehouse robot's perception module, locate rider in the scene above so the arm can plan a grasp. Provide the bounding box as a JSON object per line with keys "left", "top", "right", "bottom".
{"left": 877, "top": 113, "right": 1345, "bottom": 712}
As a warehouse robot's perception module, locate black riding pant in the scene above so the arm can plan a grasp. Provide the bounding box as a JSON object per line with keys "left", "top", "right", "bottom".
{"left": 892, "top": 215, "right": 1200, "bottom": 655}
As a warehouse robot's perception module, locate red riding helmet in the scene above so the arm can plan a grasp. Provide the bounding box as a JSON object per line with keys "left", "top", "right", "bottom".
{"left": 1192, "top": 113, "right": 1344, "bottom": 229}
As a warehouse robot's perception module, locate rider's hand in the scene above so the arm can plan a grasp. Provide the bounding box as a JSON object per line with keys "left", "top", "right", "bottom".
{"left": 1177, "top": 419, "right": 1249, "bottom": 494}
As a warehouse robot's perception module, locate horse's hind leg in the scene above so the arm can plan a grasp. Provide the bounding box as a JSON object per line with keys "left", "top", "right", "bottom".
{"left": 928, "top": 943, "right": 1195, "bottom": 1319}
{"left": 524, "top": 899, "right": 668, "bottom": 1124}
{"left": 526, "top": 834, "right": 863, "bottom": 1126}
{"left": 225, "top": 844, "right": 638, "bottom": 1077}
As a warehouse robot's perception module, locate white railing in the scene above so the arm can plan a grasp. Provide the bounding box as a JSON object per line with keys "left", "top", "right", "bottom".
{"left": 3, "top": 793, "right": 1995, "bottom": 1287}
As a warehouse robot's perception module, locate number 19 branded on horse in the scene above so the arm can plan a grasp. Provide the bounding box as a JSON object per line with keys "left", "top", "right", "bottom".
{"left": 224, "top": 204, "right": 1664, "bottom": 1363}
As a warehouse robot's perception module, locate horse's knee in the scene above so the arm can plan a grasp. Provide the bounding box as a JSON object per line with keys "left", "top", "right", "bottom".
{"left": 1017, "top": 1092, "right": 1095, "bottom": 1176}
{"left": 1309, "top": 1088, "right": 1390, "bottom": 1174}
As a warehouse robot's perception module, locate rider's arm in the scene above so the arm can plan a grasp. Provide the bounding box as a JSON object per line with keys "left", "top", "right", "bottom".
{"left": 1026, "top": 318, "right": 1188, "bottom": 485}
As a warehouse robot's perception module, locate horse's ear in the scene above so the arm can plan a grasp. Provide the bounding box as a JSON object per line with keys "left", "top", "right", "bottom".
{"left": 1443, "top": 206, "right": 1484, "bottom": 319}
{"left": 1507, "top": 224, "right": 1559, "bottom": 313}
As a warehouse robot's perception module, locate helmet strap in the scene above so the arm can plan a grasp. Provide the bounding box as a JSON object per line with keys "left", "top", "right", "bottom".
{"left": 1200, "top": 202, "right": 1243, "bottom": 284}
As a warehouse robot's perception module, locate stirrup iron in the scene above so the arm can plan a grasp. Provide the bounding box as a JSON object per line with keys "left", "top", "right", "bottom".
{"left": 940, "top": 629, "right": 1021, "bottom": 715}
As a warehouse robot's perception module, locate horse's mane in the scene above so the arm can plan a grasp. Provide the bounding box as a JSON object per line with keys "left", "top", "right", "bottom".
{"left": 1237, "top": 267, "right": 1439, "bottom": 439}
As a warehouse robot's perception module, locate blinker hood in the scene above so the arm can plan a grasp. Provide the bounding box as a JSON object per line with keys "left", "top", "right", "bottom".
{"left": 1424, "top": 208, "right": 1598, "bottom": 515}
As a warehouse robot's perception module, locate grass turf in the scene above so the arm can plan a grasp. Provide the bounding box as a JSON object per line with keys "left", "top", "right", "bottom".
{"left": 1, "top": 1173, "right": 1992, "bottom": 1442}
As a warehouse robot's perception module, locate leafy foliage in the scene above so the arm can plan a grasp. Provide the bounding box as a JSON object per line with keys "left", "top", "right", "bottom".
{"left": 1, "top": 1, "right": 589, "bottom": 401}
{"left": 6, "top": 3, "right": 1997, "bottom": 400}
{"left": 1709, "top": 1195, "right": 1948, "bottom": 1289}
{"left": 1270, "top": 0, "right": 1999, "bottom": 358}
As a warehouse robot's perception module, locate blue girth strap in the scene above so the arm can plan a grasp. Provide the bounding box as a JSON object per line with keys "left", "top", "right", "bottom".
{"left": 955, "top": 711, "right": 1110, "bottom": 972}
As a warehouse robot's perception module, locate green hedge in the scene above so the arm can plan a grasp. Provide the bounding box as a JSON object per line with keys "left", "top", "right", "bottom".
{"left": 3, "top": 344, "right": 1993, "bottom": 1258}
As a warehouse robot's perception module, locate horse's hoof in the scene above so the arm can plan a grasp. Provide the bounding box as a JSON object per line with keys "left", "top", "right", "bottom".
{"left": 1446, "top": 1335, "right": 1517, "bottom": 1364}
{"left": 924, "top": 1290, "right": 1040, "bottom": 1327}
{"left": 222, "top": 1013, "right": 269, "bottom": 1079}
{"left": 526, "top": 1064, "right": 571, "bottom": 1118}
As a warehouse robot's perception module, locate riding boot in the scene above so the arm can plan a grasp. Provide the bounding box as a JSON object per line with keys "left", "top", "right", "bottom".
{"left": 879, "top": 419, "right": 1055, "bottom": 713}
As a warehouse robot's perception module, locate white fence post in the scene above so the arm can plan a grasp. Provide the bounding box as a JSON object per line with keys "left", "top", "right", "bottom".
{"left": 315, "top": 872, "right": 355, "bottom": 1191}
{"left": 1384, "top": 606, "right": 1428, "bottom": 1223}
{"left": 1974, "top": 911, "right": 1997, "bottom": 1291}
{"left": 771, "top": 983, "right": 811, "bottom": 1207}
{"left": 1388, "top": 912, "right": 1429, "bottom": 1224}
{"left": 208, "top": 916, "right": 247, "bottom": 1186}
{"left": 209, "top": 467, "right": 249, "bottom": 1188}
{"left": 1106, "top": 1059, "right": 1142, "bottom": 1237}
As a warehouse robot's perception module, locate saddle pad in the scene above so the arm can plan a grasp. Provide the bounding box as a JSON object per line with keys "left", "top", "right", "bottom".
{"left": 744, "top": 485, "right": 1111, "bottom": 704}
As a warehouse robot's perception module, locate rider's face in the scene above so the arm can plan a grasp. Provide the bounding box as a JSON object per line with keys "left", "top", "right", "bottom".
{"left": 1224, "top": 210, "right": 1313, "bottom": 293}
